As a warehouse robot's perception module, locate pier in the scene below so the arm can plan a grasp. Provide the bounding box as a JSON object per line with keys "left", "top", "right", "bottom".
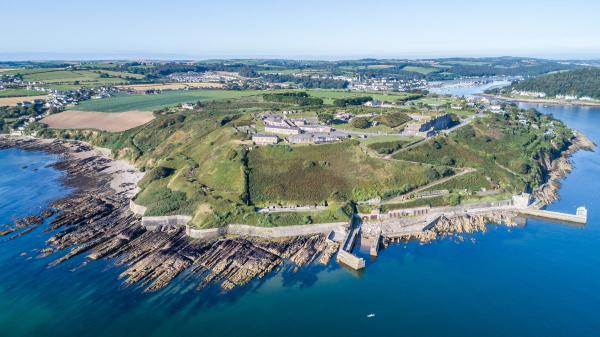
{"left": 336, "top": 221, "right": 366, "bottom": 270}
{"left": 518, "top": 207, "right": 587, "bottom": 224}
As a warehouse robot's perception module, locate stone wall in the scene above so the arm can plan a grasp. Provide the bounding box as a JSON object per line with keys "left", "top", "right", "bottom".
{"left": 186, "top": 226, "right": 224, "bottom": 240}
{"left": 141, "top": 215, "right": 192, "bottom": 231}
{"left": 184, "top": 221, "right": 350, "bottom": 240}
{"left": 227, "top": 222, "right": 348, "bottom": 238}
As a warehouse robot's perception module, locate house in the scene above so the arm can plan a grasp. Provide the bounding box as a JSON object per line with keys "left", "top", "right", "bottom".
{"left": 264, "top": 115, "right": 293, "bottom": 127}
{"left": 334, "top": 112, "right": 353, "bottom": 122}
{"left": 299, "top": 124, "right": 331, "bottom": 133}
{"left": 288, "top": 131, "right": 347, "bottom": 144}
{"left": 252, "top": 134, "right": 279, "bottom": 145}
{"left": 488, "top": 104, "right": 503, "bottom": 113}
{"left": 264, "top": 125, "right": 300, "bottom": 135}
{"left": 363, "top": 99, "right": 383, "bottom": 107}
{"left": 181, "top": 103, "right": 195, "bottom": 110}
{"left": 512, "top": 193, "right": 532, "bottom": 209}
{"left": 404, "top": 113, "right": 452, "bottom": 133}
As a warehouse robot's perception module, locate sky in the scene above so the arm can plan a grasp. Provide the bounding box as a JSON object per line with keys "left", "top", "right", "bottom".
{"left": 2, "top": 0, "right": 600, "bottom": 60}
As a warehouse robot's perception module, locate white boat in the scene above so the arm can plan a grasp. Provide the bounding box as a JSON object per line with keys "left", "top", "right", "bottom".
{"left": 367, "top": 313, "right": 375, "bottom": 318}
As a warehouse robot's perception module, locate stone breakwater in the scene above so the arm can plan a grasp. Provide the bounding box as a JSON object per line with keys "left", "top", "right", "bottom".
{"left": 383, "top": 211, "right": 520, "bottom": 245}
{"left": 0, "top": 136, "right": 338, "bottom": 292}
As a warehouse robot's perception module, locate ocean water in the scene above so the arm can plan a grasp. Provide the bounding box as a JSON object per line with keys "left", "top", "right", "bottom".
{"left": 1, "top": 103, "right": 600, "bottom": 337}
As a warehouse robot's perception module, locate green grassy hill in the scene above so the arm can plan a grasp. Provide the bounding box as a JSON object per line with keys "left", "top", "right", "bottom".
{"left": 35, "top": 90, "right": 575, "bottom": 228}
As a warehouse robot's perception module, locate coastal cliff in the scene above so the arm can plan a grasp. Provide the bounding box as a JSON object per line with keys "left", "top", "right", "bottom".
{"left": 534, "top": 132, "right": 595, "bottom": 205}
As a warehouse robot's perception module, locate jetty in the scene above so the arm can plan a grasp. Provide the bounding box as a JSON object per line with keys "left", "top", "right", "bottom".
{"left": 336, "top": 219, "right": 366, "bottom": 270}
{"left": 518, "top": 206, "right": 588, "bottom": 224}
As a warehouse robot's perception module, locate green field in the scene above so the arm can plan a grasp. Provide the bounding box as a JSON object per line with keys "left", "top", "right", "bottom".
{"left": 69, "top": 90, "right": 263, "bottom": 112}
{"left": 304, "top": 89, "right": 413, "bottom": 104}
{"left": 0, "top": 89, "right": 45, "bottom": 98}
{"left": 402, "top": 66, "right": 439, "bottom": 74}
{"left": 4, "top": 68, "right": 143, "bottom": 87}
{"left": 69, "top": 89, "right": 418, "bottom": 113}
{"left": 247, "top": 141, "right": 443, "bottom": 205}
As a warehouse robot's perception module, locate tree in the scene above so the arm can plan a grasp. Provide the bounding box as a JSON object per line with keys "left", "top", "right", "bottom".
{"left": 318, "top": 113, "right": 334, "bottom": 124}
{"left": 447, "top": 193, "right": 461, "bottom": 206}
{"left": 351, "top": 117, "right": 370, "bottom": 129}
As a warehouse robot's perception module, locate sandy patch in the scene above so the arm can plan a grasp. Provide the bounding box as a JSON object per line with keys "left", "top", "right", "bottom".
{"left": 0, "top": 68, "right": 14, "bottom": 73}
{"left": 0, "top": 95, "right": 48, "bottom": 106}
{"left": 42, "top": 110, "right": 155, "bottom": 132}
{"left": 118, "top": 82, "right": 224, "bottom": 91}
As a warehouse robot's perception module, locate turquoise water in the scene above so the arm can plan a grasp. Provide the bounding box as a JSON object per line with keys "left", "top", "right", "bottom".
{"left": 1, "top": 103, "right": 600, "bottom": 337}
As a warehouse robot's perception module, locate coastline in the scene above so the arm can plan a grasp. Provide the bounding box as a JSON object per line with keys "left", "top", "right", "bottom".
{"left": 0, "top": 135, "right": 337, "bottom": 292}
{"left": 479, "top": 93, "right": 600, "bottom": 107}
{"left": 0, "top": 127, "right": 594, "bottom": 291}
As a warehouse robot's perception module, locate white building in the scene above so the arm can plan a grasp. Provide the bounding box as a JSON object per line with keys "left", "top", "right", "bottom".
{"left": 512, "top": 193, "right": 532, "bottom": 209}
{"left": 300, "top": 125, "right": 332, "bottom": 133}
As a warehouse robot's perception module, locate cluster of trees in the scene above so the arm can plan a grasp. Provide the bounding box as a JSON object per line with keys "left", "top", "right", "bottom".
{"left": 367, "top": 140, "right": 408, "bottom": 154}
{"left": 508, "top": 68, "right": 600, "bottom": 99}
{"left": 333, "top": 96, "right": 372, "bottom": 107}
{"left": 262, "top": 92, "right": 323, "bottom": 106}
{"left": 351, "top": 117, "right": 370, "bottom": 129}
{"left": 396, "top": 92, "right": 426, "bottom": 103}
{"left": 261, "top": 74, "right": 348, "bottom": 89}
{"left": 0, "top": 105, "right": 45, "bottom": 133}
{"left": 373, "top": 112, "right": 411, "bottom": 128}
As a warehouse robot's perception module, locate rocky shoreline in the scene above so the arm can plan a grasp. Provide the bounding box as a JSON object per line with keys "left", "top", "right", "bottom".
{"left": 0, "top": 128, "right": 594, "bottom": 292}
{"left": 533, "top": 131, "right": 595, "bottom": 205}
{"left": 0, "top": 136, "right": 337, "bottom": 292}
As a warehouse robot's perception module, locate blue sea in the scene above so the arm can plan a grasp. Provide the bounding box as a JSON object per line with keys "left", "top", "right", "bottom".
{"left": 1, "top": 103, "right": 599, "bottom": 337}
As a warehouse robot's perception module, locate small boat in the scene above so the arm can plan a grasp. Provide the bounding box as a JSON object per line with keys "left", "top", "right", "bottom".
{"left": 367, "top": 313, "right": 375, "bottom": 318}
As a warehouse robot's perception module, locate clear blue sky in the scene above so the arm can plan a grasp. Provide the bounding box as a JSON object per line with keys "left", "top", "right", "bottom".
{"left": 3, "top": 0, "right": 600, "bottom": 60}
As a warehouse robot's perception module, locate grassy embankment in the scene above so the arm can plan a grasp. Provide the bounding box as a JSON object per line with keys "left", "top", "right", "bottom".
{"left": 386, "top": 108, "right": 573, "bottom": 211}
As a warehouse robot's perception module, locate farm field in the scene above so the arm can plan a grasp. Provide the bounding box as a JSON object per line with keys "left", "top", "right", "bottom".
{"left": 117, "top": 82, "right": 224, "bottom": 91}
{"left": 41, "top": 110, "right": 154, "bottom": 132}
{"left": 402, "top": 65, "right": 439, "bottom": 74}
{"left": 69, "top": 89, "right": 263, "bottom": 112}
{"left": 304, "top": 89, "right": 413, "bottom": 104}
{"left": 0, "top": 95, "right": 48, "bottom": 106}
{"left": 3, "top": 68, "right": 141, "bottom": 86}
{"left": 0, "top": 89, "right": 46, "bottom": 98}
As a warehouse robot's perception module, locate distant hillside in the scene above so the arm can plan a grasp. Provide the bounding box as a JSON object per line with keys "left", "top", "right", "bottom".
{"left": 507, "top": 68, "right": 600, "bottom": 99}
